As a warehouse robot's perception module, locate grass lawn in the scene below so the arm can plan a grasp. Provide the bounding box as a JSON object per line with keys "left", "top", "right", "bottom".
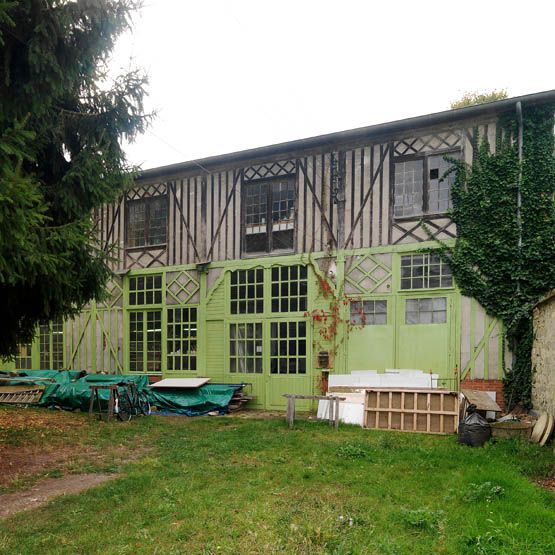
{"left": 0, "top": 408, "right": 554, "bottom": 555}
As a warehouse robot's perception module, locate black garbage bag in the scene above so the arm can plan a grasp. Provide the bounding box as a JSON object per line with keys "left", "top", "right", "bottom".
{"left": 458, "top": 404, "right": 491, "bottom": 447}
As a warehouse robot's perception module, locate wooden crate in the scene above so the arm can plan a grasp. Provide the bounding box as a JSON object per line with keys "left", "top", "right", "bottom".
{"left": 363, "top": 389, "right": 459, "bottom": 434}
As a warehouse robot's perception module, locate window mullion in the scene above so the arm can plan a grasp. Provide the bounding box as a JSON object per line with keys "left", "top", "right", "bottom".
{"left": 144, "top": 199, "right": 150, "bottom": 246}
{"left": 422, "top": 155, "right": 429, "bottom": 215}
{"left": 267, "top": 183, "right": 272, "bottom": 253}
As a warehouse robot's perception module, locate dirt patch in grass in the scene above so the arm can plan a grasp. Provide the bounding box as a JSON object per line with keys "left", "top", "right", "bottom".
{"left": 536, "top": 477, "right": 555, "bottom": 491}
{"left": 0, "top": 473, "right": 117, "bottom": 519}
{"left": 0, "top": 407, "right": 86, "bottom": 438}
{"left": 0, "top": 407, "right": 157, "bottom": 493}
{"left": 0, "top": 444, "right": 78, "bottom": 488}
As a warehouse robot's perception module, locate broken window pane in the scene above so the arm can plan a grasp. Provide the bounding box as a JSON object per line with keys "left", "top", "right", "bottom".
{"left": 428, "top": 154, "right": 459, "bottom": 214}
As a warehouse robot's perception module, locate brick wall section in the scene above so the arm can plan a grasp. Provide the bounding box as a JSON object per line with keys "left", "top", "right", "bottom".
{"left": 532, "top": 292, "right": 555, "bottom": 414}
{"left": 460, "top": 378, "right": 506, "bottom": 412}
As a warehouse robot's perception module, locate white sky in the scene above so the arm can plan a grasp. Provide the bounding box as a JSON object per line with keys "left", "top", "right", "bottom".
{"left": 109, "top": 0, "right": 555, "bottom": 171}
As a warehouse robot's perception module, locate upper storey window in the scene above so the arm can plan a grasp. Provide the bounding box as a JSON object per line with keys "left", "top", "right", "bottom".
{"left": 393, "top": 153, "right": 459, "bottom": 218}
{"left": 243, "top": 178, "right": 295, "bottom": 254}
{"left": 126, "top": 196, "right": 167, "bottom": 248}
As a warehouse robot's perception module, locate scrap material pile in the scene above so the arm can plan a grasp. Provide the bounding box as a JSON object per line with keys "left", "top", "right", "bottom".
{"left": 317, "top": 369, "right": 441, "bottom": 428}
{"left": 0, "top": 371, "right": 249, "bottom": 416}
{"left": 316, "top": 369, "right": 554, "bottom": 445}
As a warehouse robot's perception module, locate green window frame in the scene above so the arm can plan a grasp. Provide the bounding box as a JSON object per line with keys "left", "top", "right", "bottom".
{"left": 129, "top": 274, "right": 163, "bottom": 305}
{"left": 167, "top": 307, "right": 197, "bottom": 371}
{"left": 229, "top": 322, "right": 263, "bottom": 374}
{"left": 129, "top": 310, "right": 162, "bottom": 372}
{"left": 271, "top": 265, "right": 308, "bottom": 313}
{"left": 350, "top": 300, "right": 388, "bottom": 325}
{"left": 400, "top": 253, "right": 452, "bottom": 290}
{"left": 230, "top": 268, "right": 264, "bottom": 314}
{"left": 39, "top": 320, "right": 64, "bottom": 370}
{"left": 15, "top": 342, "right": 33, "bottom": 370}
{"left": 270, "top": 320, "right": 307, "bottom": 374}
{"left": 405, "top": 297, "right": 447, "bottom": 324}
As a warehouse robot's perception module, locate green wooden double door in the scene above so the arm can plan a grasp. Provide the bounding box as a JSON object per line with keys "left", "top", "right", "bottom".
{"left": 347, "top": 293, "right": 457, "bottom": 378}
{"left": 224, "top": 318, "right": 313, "bottom": 410}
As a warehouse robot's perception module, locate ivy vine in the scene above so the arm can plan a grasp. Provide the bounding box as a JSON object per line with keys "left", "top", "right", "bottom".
{"left": 442, "top": 103, "right": 555, "bottom": 408}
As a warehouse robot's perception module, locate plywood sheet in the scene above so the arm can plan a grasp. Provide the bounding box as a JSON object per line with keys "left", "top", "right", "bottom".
{"left": 150, "top": 378, "right": 210, "bottom": 389}
{"left": 461, "top": 389, "right": 502, "bottom": 412}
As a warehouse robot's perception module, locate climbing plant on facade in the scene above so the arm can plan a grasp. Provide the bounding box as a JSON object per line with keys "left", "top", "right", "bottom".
{"left": 445, "top": 104, "right": 555, "bottom": 408}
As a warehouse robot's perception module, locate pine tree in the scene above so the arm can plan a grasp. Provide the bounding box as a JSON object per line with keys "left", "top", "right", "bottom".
{"left": 0, "top": 1, "right": 148, "bottom": 358}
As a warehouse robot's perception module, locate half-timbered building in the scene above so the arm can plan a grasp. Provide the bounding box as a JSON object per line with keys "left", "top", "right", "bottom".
{"left": 10, "top": 91, "right": 555, "bottom": 409}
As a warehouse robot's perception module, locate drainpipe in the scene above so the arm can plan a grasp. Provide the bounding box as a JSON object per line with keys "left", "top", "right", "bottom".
{"left": 516, "top": 101, "right": 523, "bottom": 294}
{"left": 510, "top": 102, "right": 524, "bottom": 377}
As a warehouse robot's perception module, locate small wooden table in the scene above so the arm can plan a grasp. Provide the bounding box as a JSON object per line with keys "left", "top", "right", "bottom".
{"left": 282, "top": 394, "right": 346, "bottom": 430}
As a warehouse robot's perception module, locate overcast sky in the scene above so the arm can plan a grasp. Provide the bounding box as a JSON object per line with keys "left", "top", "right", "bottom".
{"left": 109, "top": 0, "right": 555, "bottom": 171}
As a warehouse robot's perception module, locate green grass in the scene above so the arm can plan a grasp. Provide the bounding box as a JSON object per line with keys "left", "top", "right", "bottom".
{"left": 0, "top": 415, "right": 553, "bottom": 554}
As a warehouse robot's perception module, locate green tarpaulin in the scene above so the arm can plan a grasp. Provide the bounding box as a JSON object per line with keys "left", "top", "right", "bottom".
{"left": 0, "top": 370, "right": 237, "bottom": 416}
{"left": 147, "top": 384, "right": 237, "bottom": 416}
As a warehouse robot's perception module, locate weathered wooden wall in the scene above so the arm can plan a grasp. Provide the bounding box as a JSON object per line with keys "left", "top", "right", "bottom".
{"left": 95, "top": 118, "right": 497, "bottom": 271}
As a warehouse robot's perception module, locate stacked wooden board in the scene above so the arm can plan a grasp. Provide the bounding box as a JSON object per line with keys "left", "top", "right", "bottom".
{"left": 0, "top": 385, "right": 45, "bottom": 404}
{"left": 227, "top": 384, "right": 253, "bottom": 412}
{"left": 363, "top": 389, "right": 459, "bottom": 434}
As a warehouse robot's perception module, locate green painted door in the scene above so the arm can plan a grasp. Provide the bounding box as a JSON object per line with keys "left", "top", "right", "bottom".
{"left": 265, "top": 319, "right": 312, "bottom": 409}
{"left": 396, "top": 295, "right": 454, "bottom": 376}
{"left": 347, "top": 298, "right": 396, "bottom": 371}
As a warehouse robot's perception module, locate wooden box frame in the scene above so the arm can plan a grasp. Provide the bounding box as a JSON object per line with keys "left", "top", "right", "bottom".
{"left": 363, "top": 388, "right": 459, "bottom": 434}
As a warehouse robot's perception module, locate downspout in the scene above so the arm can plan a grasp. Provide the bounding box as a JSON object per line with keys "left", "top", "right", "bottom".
{"left": 516, "top": 101, "right": 523, "bottom": 294}
{"left": 510, "top": 101, "right": 524, "bottom": 383}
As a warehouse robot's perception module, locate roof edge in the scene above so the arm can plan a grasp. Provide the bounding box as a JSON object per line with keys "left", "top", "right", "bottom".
{"left": 138, "top": 89, "right": 555, "bottom": 181}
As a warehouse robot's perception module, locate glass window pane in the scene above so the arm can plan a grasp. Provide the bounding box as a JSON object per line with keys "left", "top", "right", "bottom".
{"left": 393, "top": 160, "right": 424, "bottom": 217}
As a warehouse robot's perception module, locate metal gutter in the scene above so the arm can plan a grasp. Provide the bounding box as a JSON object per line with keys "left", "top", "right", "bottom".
{"left": 138, "top": 89, "right": 555, "bottom": 181}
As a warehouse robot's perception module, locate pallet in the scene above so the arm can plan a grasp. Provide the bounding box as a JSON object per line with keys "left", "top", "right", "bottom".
{"left": 363, "top": 389, "right": 459, "bottom": 434}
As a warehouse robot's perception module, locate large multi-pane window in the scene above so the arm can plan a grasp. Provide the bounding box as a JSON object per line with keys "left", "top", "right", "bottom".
{"left": 129, "top": 274, "right": 163, "bottom": 305}
{"left": 244, "top": 178, "right": 295, "bottom": 253}
{"left": 129, "top": 310, "right": 162, "bottom": 372}
{"left": 167, "top": 307, "right": 197, "bottom": 371}
{"left": 405, "top": 297, "right": 447, "bottom": 324}
{"left": 126, "top": 196, "right": 167, "bottom": 248}
{"left": 271, "top": 265, "right": 308, "bottom": 313}
{"left": 270, "top": 321, "right": 307, "bottom": 374}
{"left": 39, "top": 320, "right": 64, "bottom": 369}
{"left": 229, "top": 322, "right": 263, "bottom": 374}
{"left": 400, "top": 253, "right": 452, "bottom": 290}
{"left": 350, "top": 300, "right": 388, "bottom": 325}
{"left": 230, "top": 269, "right": 264, "bottom": 314}
{"left": 393, "top": 153, "right": 459, "bottom": 218}
{"left": 15, "top": 343, "right": 33, "bottom": 370}
{"left": 128, "top": 274, "right": 163, "bottom": 372}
